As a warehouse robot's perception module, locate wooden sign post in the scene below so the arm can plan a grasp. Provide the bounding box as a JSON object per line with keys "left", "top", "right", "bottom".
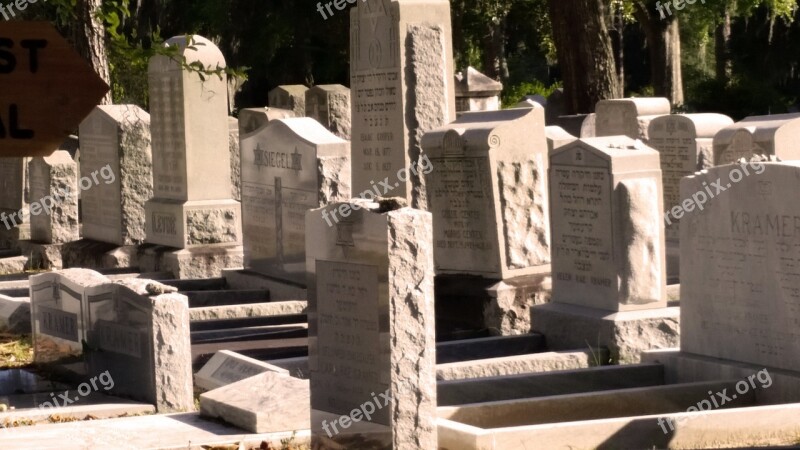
{"left": 0, "top": 21, "right": 109, "bottom": 157}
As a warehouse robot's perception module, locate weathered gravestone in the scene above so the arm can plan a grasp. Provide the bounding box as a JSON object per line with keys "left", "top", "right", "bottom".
{"left": 548, "top": 137, "right": 666, "bottom": 310}
{"left": 545, "top": 125, "right": 577, "bottom": 153}
{"left": 454, "top": 67, "right": 502, "bottom": 113}
{"left": 595, "top": 97, "right": 670, "bottom": 140}
{"left": 0, "top": 157, "right": 30, "bottom": 247}
{"left": 241, "top": 118, "right": 350, "bottom": 286}
{"left": 532, "top": 137, "right": 677, "bottom": 362}
{"left": 30, "top": 269, "right": 193, "bottom": 411}
{"left": 269, "top": 85, "right": 308, "bottom": 117}
{"left": 195, "top": 349, "right": 288, "bottom": 391}
{"left": 712, "top": 113, "right": 800, "bottom": 166}
{"left": 144, "top": 35, "right": 243, "bottom": 277}
{"left": 680, "top": 162, "right": 800, "bottom": 371}
{"left": 238, "top": 107, "right": 295, "bottom": 135}
{"left": 30, "top": 269, "right": 109, "bottom": 377}
{"left": 229, "top": 117, "right": 241, "bottom": 202}
{"left": 84, "top": 278, "right": 193, "bottom": 412}
{"left": 78, "top": 105, "right": 153, "bottom": 246}
{"left": 647, "top": 113, "right": 733, "bottom": 279}
{"left": 350, "top": 0, "right": 456, "bottom": 209}
{"left": 306, "top": 201, "right": 436, "bottom": 448}
{"left": 423, "top": 107, "right": 549, "bottom": 278}
{"left": 28, "top": 150, "right": 79, "bottom": 245}
{"left": 305, "top": 84, "right": 352, "bottom": 140}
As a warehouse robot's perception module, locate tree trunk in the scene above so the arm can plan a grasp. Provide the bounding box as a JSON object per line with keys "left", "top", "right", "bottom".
{"left": 481, "top": 15, "right": 509, "bottom": 83}
{"left": 547, "top": 0, "right": 621, "bottom": 114}
{"left": 633, "top": 2, "right": 684, "bottom": 106}
{"left": 715, "top": 11, "right": 732, "bottom": 85}
{"left": 73, "top": 0, "right": 112, "bottom": 105}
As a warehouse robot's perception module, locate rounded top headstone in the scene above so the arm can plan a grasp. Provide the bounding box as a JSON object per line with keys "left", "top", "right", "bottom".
{"left": 163, "top": 35, "right": 226, "bottom": 69}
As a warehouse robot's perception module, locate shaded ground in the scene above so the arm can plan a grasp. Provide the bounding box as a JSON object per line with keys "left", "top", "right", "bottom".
{"left": 0, "top": 333, "right": 32, "bottom": 369}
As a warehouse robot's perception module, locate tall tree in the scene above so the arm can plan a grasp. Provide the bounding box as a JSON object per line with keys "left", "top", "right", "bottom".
{"left": 631, "top": 0, "right": 683, "bottom": 105}
{"left": 548, "top": 0, "right": 621, "bottom": 113}
{"left": 73, "top": 0, "right": 112, "bottom": 104}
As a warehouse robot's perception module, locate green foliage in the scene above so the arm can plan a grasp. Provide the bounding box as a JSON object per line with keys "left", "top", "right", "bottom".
{"left": 501, "top": 79, "right": 561, "bottom": 107}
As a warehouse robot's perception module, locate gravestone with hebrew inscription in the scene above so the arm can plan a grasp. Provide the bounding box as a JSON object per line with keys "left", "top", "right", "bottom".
{"left": 549, "top": 137, "right": 667, "bottom": 311}
{"left": 241, "top": 117, "right": 350, "bottom": 286}
{"left": 78, "top": 105, "right": 153, "bottom": 246}
{"left": 595, "top": 97, "right": 670, "bottom": 140}
{"left": 306, "top": 85, "right": 351, "bottom": 140}
{"left": 712, "top": 113, "right": 800, "bottom": 166}
{"left": 647, "top": 113, "right": 733, "bottom": 279}
{"left": 350, "top": 0, "right": 456, "bottom": 209}
{"left": 532, "top": 137, "right": 677, "bottom": 363}
{"left": 269, "top": 85, "right": 308, "bottom": 117}
{"left": 680, "top": 162, "right": 800, "bottom": 371}
{"left": 143, "top": 35, "right": 243, "bottom": 277}
{"left": 423, "top": 107, "right": 549, "bottom": 278}
{"left": 306, "top": 201, "right": 436, "bottom": 449}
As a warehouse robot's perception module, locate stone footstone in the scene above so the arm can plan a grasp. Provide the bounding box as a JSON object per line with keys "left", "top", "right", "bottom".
{"left": 28, "top": 150, "right": 79, "bottom": 245}
{"left": 454, "top": 66, "right": 502, "bottom": 113}
{"left": 195, "top": 349, "right": 289, "bottom": 391}
{"left": 199, "top": 371, "right": 310, "bottom": 433}
{"left": 305, "top": 84, "right": 351, "bottom": 140}
{"left": 269, "top": 85, "right": 309, "bottom": 117}
{"left": 531, "top": 302, "right": 680, "bottom": 364}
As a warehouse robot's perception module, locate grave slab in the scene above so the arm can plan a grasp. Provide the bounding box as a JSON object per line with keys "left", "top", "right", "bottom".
{"left": 195, "top": 349, "right": 289, "bottom": 391}
{"left": 269, "top": 85, "right": 308, "bottom": 116}
{"left": 199, "top": 371, "right": 310, "bottom": 433}
{"left": 594, "top": 97, "right": 670, "bottom": 140}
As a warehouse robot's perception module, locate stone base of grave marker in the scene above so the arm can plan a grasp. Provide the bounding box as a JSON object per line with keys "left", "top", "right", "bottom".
{"left": 138, "top": 244, "right": 244, "bottom": 279}
{"left": 642, "top": 350, "right": 800, "bottom": 403}
{"left": 436, "top": 272, "right": 552, "bottom": 337}
{"left": 145, "top": 199, "right": 243, "bottom": 249}
{"left": 531, "top": 303, "right": 680, "bottom": 364}
{"left": 0, "top": 214, "right": 30, "bottom": 250}
{"left": 222, "top": 269, "right": 307, "bottom": 301}
{"left": 61, "top": 239, "right": 138, "bottom": 270}
{"left": 18, "top": 241, "right": 65, "bottom": 270}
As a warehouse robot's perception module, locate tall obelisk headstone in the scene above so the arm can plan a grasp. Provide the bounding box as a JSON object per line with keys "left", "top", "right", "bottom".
{"left": 350, "top": 0, "right": 455, "bottom": 209}
{"left": 144, "top": 35, "right": 243, "bottom": 278}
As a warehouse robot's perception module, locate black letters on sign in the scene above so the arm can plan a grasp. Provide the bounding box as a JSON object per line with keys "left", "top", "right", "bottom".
{"left": 0, "top": 105, "right": 35, "bottom": 140}
{"left": 0, "top": 38, "right": 16, "bottom": 74}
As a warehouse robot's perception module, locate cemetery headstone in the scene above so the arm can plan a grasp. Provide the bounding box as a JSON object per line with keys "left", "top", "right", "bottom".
{"left": 30, "top": 269, "right": 110, "bottom": 376}
{"left": 680, "top": 162, "right": 800, "bottom": 371}
{"left": 549, "top": 137, "right": 667, "bottom": 311}
{"left": 78, "top": 105, "right": 153, "bottom": 246}
{"left": 241, "top": 118, "right": 350, "bottom": 285}
{"left": 454, "top": 67, "right": 502, "bottom": 113}
{"left": 350, "top": 0, "right": 456, "bottom": 209}
{"left": 195, "top": 350, "right": 289, "bottom": 391}
{"left": 306, "top": 201, "right": 436, "bottom": 448}
{"left": 647, "top": 113, "right": 733, "bottom": 279}
{"left": 305, "top": 84, "right": 352, "bottom": 140}
{"left": 238, "top": 107, "right": 295, "bottom": 135}
{"left": 0, "top": 157, "right": 30, "bottom": 247}
{"left": 29, "top": 150, "right": 79, "bottom": 244}
{"left": 269, "top": 85, "right": 309, "bottom": 117}
{"left": 712, "top": 113, "right": 800, "bottom": 165}
{"left": 595, "top": 97, "right": 670, "bottom": 140}
{"left": 546, "top": 125, "right": 577, "bottom": 153}
{"left": 144, "top": 35, "right": 243, "bottom": 252}
{"left": 229, "top": 117, "right": 241, "bottom": 201}
{"left": 423, "top": 107, "right": 550, "bottom": 278}
{"left": 84, "top": 278, "right": 193, "bottom": 412}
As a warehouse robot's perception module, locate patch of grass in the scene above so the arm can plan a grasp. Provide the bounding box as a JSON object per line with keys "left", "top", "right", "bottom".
{"left": 0, "top": 333, "right": 33, "bottom": 368}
